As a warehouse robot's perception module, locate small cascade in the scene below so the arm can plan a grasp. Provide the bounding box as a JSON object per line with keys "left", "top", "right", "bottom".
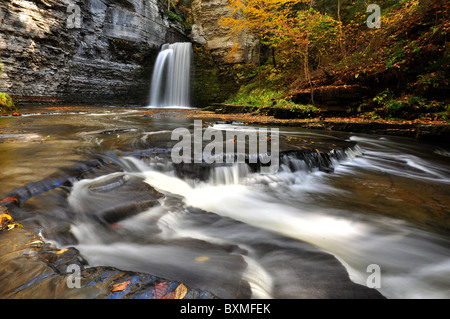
{"left": 149, "top": 42, "right": 193, "bottom": 108}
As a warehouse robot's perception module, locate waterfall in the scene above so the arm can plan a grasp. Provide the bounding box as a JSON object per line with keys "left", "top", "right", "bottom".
{"left": 149, "top": 42, "right": 193, "bottom": 108}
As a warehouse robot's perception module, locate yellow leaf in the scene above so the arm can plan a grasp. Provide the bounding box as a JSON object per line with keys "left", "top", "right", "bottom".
{"left": 174, "top": 283, "right": 188, "bottom": 299}
{"left": 195, "top": 256, "right": 210, "bottom": 262}
{"left": 111, "top": 280, "right": 131, "bottom": 292}
{"left": 0, "top": 213, "right": 12, "bottom": 221}
{"left": 7, "top": 222, "right": 22, "bottom": 230}
{"left": 56, "top": 248, "right": 69, "bottom": 255}
{"left": 26, "top": 240, "right": 43, "bottom": 246}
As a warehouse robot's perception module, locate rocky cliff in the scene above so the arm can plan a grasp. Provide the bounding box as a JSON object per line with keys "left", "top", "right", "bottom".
{"left": 190, "top": 0, "right": 257, "bottom": 65}
{"left": 0, "top": 0, "right": 188, "bottom": 105}
{"left": 0, "top": 0, "right": 258, "bottom": 107}
{"left": 189, "top": 0, "right": 261, "bottom": 107}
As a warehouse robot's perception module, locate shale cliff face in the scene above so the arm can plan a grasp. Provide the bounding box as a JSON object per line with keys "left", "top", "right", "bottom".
{"left": 0, "top": 0, "right": 187, "bottom": 105}
{"left": 190, "top": 0, "right": 257, "bottom": 65}
{"left": 189, "top": 0, "right": 260, "bottom": 107}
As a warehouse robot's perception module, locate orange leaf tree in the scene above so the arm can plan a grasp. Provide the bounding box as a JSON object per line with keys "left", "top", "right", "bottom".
{"left": 220, "top": 0, "right": 341, "bottom": 87}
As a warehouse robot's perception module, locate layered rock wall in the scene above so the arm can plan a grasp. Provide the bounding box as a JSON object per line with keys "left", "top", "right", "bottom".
{"left": 0, "top": 0, "right": 256, "bottom": 106}
{"left": 0, "top": 0, "right": 187, "bottom": 105}
{"left": 189, "top": 0, "right": 261, "bottom": 107}
{"left": 190, "top": 0, "right": 257, "bottom": 65}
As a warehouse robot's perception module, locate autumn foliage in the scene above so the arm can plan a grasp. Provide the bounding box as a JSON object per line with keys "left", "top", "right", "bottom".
{"left": 219, "top": 0, "right": 449, "bottom": 118}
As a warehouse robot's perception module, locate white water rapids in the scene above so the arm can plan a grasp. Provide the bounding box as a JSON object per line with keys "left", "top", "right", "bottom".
{"left": 66, "top": 134, "right": 450, "bottom": 299}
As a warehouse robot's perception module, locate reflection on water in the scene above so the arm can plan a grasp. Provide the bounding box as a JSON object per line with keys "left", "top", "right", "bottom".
{"left": 1, "top": 106, "right": 449, "bottom": 299}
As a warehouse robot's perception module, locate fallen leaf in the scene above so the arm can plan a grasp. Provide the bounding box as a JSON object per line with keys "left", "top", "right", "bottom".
{"left": 111, "top": 280, "right": 131, "bottom": 292}
{"left": 0, "top": 213, "right": 12, "bottom": 221}
{"left": 26, "top": 240, "right": 43, "bottom": 246}
{"left": 7, "top": 222, "right": 22, "bottom": 230}
{"left": 151, "top": 282, "right": 168, "bottom": 299}
{"left": 1, "top": 197, "right": 18, "bottom": 204}
{"left": 174, "top": 283, "right": 188, "bottom": 299}
{"left": 195, "top": 256, "right": 210, "bottom": 262}
{"left": 56, "top": 248, "right": 69, "bottom": 254}
{"left": 22, "top": 249, "right": 37, "bottom": 257}
{"left": 162, "top": 291, "right": 176, "bottom": 299}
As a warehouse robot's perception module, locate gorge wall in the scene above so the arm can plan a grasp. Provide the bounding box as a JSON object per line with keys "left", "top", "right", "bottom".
{"left": 0, "top": 0, "right": 188, "bottom": 105}
{"left": 0, "top": 0, "right": 255, "bottom": 106}
{"left": 190, "top": 0, "right": 257, "bottom": 65}
{"left": 189, "top": 0, "right": 259, "bottom": 107}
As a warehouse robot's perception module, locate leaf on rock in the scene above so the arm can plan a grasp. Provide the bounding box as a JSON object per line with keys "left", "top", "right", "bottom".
{"left": 174, "top": 283, "right": 188, "bottom": 299}
{"left": 7, "top": 222, "right": 23, "bottom": 230}
{"left": 195, "top": 256, "right": 210, "bottom": 262}
{"left": 26, "top": 240, "right": 44, "bottom": 246}
{"left": 162, "top": 291, "right": 176, "bottom": 299}
{"left": 151, "top": 282, "right": 168, "bottom": 299}
{"left": 56, "top": 248, "right": 69, "bottom": 255}
{"left": 1, "top": 197, "right": 18, "bottom": 204}
{"left": 111, "top": 280, "right": 131, "bottom": 292}
{"left": 0, "top": 213, "right": 12, "bottom": 221}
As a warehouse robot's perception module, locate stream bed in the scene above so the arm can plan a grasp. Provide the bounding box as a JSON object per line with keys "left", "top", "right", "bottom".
{"left": 1, "top": 106, "right": 449, "bottom": 299}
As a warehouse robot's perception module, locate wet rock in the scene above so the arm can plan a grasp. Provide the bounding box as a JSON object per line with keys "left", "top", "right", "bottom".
{"left": 0, "top": 227, "right": 55, "bottom": 298}
{"left": 42, "top": 221, "right": 78, "bottom": 246}
{"left": 85, "top": 175, "right": 165, "bottom": 225}
{"left": 0, "top": 227, "right": 217, "bottom": 299}
{"left": 251, "top": 241, "right": 385, "bottom": 299}
{"left": 279, "top": 150, "right": 335, "bottom": 173}
{"left": 78, "top": 267, "right": 218, "bottom": 299}
{"left": 89, "top": 174, "right": 131, "bottom": 193}
{"left": 40, "top": 246, "right": 86, "bottom": 275}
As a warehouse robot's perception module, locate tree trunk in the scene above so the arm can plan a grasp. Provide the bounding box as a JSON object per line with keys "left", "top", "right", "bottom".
{"left": 338, "top": 0, "right": 345, "bottom": 57}
{"left": 258, "top": 41, "right": 261, "bottom": 91}
{"left": 272, "top": 48, "right": 277, "bottom": 69}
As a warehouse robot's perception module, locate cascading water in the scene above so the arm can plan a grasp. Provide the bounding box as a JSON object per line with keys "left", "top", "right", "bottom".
{"left": 149, "top": 42, "right": 193, "bottom": 108}
{"left": 3, "top": 110, "right": 450, "bottom": 299}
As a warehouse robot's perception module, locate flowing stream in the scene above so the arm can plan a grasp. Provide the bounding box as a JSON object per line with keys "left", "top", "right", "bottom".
{"left": 1, "top": 106, "right": 449, "bottom": 299}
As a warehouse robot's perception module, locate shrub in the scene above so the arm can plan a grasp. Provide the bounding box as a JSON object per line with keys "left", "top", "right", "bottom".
{"left": 0, "top": 92, "right": 16, "bottom": 113}
{"left": 0, "top": 62, "right": 17, "bottom": 113}
{"left": 226, "top": 86, "right": 285, "bottom": 107}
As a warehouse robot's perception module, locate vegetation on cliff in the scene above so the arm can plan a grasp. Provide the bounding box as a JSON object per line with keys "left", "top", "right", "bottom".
{"left": 0, "top": 63, "right": 17, "bottom": 114}
{"left": 216, "top": 0, "right": 449, "bottom": 121}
